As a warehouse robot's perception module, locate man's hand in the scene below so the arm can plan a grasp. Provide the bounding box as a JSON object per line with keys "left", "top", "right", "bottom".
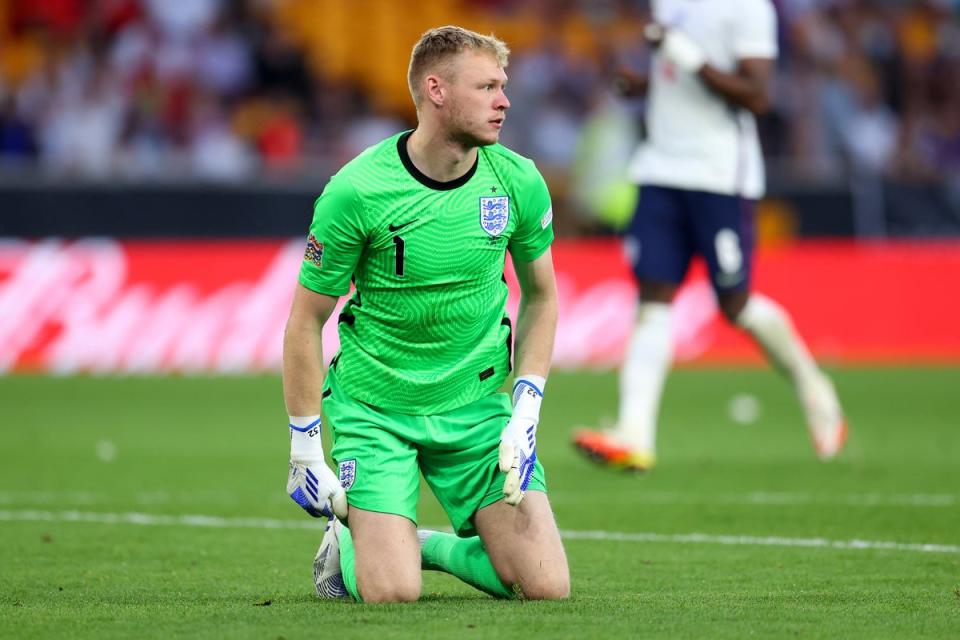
{"left": 287, "top": 416, "right": 348, "bottom": 519}
{"left": 645, "top": 23, "right": 706, "bottom": 74}
{"left": 611, "top": 68, "right": 647, "bottom": 98}
{"left": 499, "top": 376, "right": 544, "bottom": 506}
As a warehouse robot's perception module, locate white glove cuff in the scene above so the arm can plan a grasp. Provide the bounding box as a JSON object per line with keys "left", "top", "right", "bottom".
{"left": 512, "top": 375, "right": 545, "bottom": 420}
{"left": 289, "top": 414, "right": 324, "bottom": 461}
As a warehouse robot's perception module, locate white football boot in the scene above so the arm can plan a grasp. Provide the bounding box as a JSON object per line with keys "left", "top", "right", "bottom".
{"left": 313, "top": 516, "right": 349, "bottom": 599}
{"left": 799, "top": 372, "right": 848, "bottom": 460}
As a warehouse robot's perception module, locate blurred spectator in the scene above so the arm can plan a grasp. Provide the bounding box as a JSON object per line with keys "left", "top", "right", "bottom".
{"left": 189, "top": 89, "right": 255, "bottom": 181}
{"left": 256, "top": 95, "right": 304, "bottom": 172}
{"left": 0, "top": 0, "right": 957, "bottom": 234}
{"left": 142, "top": 0, "right": 221, "bottom": 42}
{"left": 38, "top": 51, "right": 126, "bottom": 177}
{"left": 194, "top": 12, "right": 254, "bottom": 98}
{"left": 252, "top": 19, "right": 312, "bottom": 107}
{"left": 0, "top": 93, "right": 36, "bottom": 159}
{"left": 10, "top": 0, "right": 84, "bottom": 36}
{"left": 499, "top": 39, "right": 597, "bottom": 170}
{"left": 841, "top": 66, "right": 898, "bottom": 175}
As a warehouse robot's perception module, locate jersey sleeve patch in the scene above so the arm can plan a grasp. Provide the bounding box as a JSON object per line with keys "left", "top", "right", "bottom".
{"left": 540, "top": 207, "right": 554, "bottom": 230}
{"left": 507, "top": 162, "right": 554, "bottom": 263}
{"left": 304, "top": 234, "right": 324, "bottom": 268}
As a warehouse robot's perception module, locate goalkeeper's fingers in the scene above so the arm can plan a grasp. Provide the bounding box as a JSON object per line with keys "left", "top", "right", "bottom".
{"left": 498, "top": 440, "right": 515, "bottom": 474}
{"left": 503, "top": 471, "right": 523, "bottom": 506}
{"left": 331, "top": 487, "right": 348, "bottom": 519}
{"left": 315, "top": 464, "right": 349, "bottom": 519}
{"left": 499, "top": 441, "right": 524, "bottom": 505}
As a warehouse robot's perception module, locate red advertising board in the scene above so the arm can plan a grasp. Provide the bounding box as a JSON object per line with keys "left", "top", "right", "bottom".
{"left": 547, "top": 239, "right": 960, "bottom": 366}
{"left": 1, "top": 238, "right": 958, "bottom": 373}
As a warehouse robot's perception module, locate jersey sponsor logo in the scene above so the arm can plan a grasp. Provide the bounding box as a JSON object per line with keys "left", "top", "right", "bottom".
{"left": 338, "top": 459, "right": 356, "bottom": 490}
{"left": 388, "top": 219, "right": 417, "bottom": 232}
{"left": 540, "top": 207, "right": 554, "bottom": 230}
{"left": 304, "top": 234, "right": 324, "bottom": 268}
{"left": 479, "top": 195, "right": 510, "bottom": 237}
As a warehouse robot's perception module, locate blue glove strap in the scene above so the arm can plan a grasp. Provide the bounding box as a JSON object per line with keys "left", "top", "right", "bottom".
{"left": 289, "top": 417, "right": 322, "bottom": 433}
{"left": 512, "top": 378, "right": 544, "bottom": 405}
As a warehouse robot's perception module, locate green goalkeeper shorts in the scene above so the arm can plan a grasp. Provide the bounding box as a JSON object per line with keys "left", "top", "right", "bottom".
{"left": 322, "top": 367, "right": 547, "bottom": 537}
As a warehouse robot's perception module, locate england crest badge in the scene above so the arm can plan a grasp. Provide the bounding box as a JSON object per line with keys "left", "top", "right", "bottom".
{"left": 338, "top": 459, "right": 356, "bottom": 490}
{"left": 479, "top": 196, "right": 510, "bottom": 237}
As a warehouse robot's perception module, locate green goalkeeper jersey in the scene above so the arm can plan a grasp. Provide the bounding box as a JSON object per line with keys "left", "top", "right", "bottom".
{"left": 299, "top": 131, "right": 554, "bottom": 415}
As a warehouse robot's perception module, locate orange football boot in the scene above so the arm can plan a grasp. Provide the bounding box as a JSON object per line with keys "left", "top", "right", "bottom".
{"left": 572, "top": 429, "right": 656, "bottom": 472}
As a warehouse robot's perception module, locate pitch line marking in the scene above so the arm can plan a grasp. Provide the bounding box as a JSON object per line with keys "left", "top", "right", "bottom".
{"left": 551, "top": 491, "right": 958, "bottom": 508}
{"left": 1, "top": 509, "right": 957, "bottom": 555}
{"left": 0, "top": 490, "right": 955, "bottom": 508}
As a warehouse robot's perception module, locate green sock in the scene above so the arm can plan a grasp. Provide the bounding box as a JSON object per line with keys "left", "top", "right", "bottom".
{"left": 337, "top": 523, "right": 362, "bottom": 602}
{"left": 420, "top": 532, "right": 514, "bottom": 599}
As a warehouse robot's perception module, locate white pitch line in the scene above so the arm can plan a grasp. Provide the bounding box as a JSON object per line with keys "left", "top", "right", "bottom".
{"left": 0, "top": 509, "right": 319, "bottom": 530}
{"left": 552, "top": 491, "right": 958, "bottom": 508}
{"left": 2, "top": 509, "right": 957, "bottom": 555}
{"left": 0, "top": 490, "right": 956, "bottom": 508}
{"left": 560, "top": 529, "right": 960, "bottom": 555}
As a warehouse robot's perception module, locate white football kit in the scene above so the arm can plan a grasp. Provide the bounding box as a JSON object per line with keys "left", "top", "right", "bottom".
{"left": 573, "top": 0, "right": 847, "bottom": 475}
{"left": 627, "top": 0, "right": 779, "bottom": 198}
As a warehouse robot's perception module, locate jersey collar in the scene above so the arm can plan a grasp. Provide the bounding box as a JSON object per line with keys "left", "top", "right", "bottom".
{"left": 397, "top": 130, "right": 478, "bottom": 191}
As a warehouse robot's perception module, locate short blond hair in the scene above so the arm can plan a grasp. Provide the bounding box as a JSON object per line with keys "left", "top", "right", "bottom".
{"left": 407, "top": 25, "right": 510, "bottom": 107}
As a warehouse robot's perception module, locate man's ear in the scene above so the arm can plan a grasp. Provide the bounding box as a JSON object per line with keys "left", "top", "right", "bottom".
{"left": 425, "top": 74, "right": 445, "bottom": 107}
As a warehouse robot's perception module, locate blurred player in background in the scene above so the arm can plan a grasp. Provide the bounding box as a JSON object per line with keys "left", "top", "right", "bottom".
{"left": 574, "top": 0, "right": 847, "bottom": 472}
{"left": 282, "top": 26, "right": 569, "bottom": 602}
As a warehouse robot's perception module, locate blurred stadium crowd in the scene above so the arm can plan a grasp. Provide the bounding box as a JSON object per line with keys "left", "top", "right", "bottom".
{"left": 0, "top": 0, "right": 958, "bottom": 231}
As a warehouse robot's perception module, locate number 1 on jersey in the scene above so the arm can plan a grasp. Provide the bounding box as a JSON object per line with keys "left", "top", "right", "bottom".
{"left": 392, "top": 235, "right": 405, "bottom": 277}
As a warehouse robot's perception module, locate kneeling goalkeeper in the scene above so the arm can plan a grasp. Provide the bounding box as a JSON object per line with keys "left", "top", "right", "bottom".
{"left": 281, "top": 25, "right": 569, "bottom": 603}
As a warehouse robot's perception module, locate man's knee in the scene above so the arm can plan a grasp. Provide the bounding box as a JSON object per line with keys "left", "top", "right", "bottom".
{"left": 357, "top": 574, "right": 421, "bottom": 603}
{"left": 349, "top": 508, "right": 421, "bottom": 603}
{"left": 497, "top": 554, "right": 570, "bottom": 601}
{"left": 517, "top": 572, "right": 570, "bottom": 600}
{"left": 718, "top": 290, "right": 749, "bottom": 324}
{"left": 639, "top": 279, "right": 677, "bottom": 304}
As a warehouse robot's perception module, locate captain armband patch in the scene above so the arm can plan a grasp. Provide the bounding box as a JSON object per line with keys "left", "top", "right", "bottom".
{"left": 540, "top": 207, "right": 554, "bottom": 230}
{"left": 304, "top": 234, "right": 324, "bottom": 268}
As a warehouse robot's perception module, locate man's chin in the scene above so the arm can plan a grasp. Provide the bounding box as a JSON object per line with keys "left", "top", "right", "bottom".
{"left": 455, "top": 128, "right": 501, "bottom": 148}
{"left": 476, "top": 131, "right": 501, "bottom": 147}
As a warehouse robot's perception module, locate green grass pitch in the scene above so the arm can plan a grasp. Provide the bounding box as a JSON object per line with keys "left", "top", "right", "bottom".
{"left": 2, "top": 368, "right": 959, "bottom": 638}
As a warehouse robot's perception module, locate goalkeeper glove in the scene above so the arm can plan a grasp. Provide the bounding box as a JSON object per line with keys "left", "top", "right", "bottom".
{"left": 286, "top": 415, "right": 348, "bottom": 519}
{"left": 499, "top": 375, "right": 545, "bottom": 506}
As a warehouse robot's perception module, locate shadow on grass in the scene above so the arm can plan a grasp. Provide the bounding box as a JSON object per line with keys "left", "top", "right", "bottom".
{"left": 279, "top": 592, "right": 535, "bottom": 605}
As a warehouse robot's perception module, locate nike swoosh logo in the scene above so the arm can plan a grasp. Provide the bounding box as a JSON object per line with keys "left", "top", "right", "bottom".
{"left": 389, "top": 219, "right": 418, "bottom": 232}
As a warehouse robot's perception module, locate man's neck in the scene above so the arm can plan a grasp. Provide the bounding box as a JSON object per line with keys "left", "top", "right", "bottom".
{"left": 406, "top": 125, "right": 478, "bottom": 183}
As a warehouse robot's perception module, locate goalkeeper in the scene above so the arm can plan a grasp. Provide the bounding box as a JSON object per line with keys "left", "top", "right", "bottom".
{"left": 282, "top": 25, "right": 569, "bottom": 602}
